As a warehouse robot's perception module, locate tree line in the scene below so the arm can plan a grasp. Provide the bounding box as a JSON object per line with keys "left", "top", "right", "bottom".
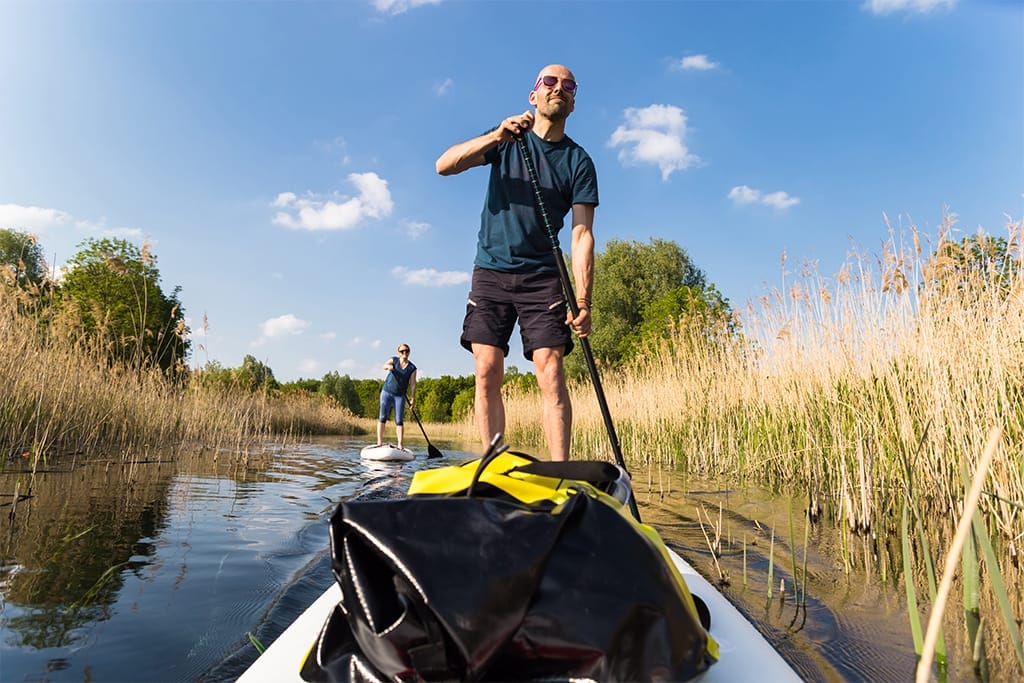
{"left": 4, "top": 226, "right": 746, "bottom": 423}
{"left": 9, "top": 223, "right": 1010, "bottom": 425}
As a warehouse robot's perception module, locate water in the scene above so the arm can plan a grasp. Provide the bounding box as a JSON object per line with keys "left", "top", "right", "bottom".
{"left": 0, "top": 436, "right": 454, "bottom": 682}
{"left": 0, "top": 437, "right": 982, "bottom": 681}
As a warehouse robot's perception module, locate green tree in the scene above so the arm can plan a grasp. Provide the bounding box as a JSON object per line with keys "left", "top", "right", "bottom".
{"left": 59, "top": 238, "right": 189, "bottom": 373}
{"left": 0, "top": 228, "right": 47, "bottom": 288}
{"left": 924, "top": 232, "right": 1017, "bottom": 297}
{"left": 281, "top": 378, "right": 320, "bottom": 394}
{"left": 354, "top": 379, "right": 383, "bottom": 419}
{"left": 236, "top": 355, "right": 278, "bottom": 392}
{"left": 503, "top": 366, "right": 538, "bottom": 393}
{"left": 195, "top": 360, "right": 234, "bottom": 389}
{"left": 414, "top": 375, "right": 475, "bottom": 422}
{"left": 319, "top": 371, "right": 362, "bottom": 415}
{"left": 621, "top": 285, "right": 734, "bottom": 363}
{"left": 451, "top": 386, "right": 475, "bottom": 422}
{"left": 568, "top": 238, "right": 717, "bottom": 376}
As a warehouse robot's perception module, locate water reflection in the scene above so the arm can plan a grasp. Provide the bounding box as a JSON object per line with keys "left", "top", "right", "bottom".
{"left": 635, "top": 465, "right": 1015, "bottom": 682}
{"left": 0, "top": 436, "right": 473, "bottom": 682}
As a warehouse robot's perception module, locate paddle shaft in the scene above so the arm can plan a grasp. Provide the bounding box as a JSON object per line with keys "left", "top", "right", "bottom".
{"left": 406, "top": 395, "right": 443, "bottom": 459}
{"left": 389, "top": 366, "right": 443, "bottom": 459}
{"left": 516, "top": 135, "right": 641, "bottom": 522}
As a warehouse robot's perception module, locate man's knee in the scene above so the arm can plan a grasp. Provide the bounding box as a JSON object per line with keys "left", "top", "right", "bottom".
{"left": 473, "top": 345, "right": 504, "bottom": 389}
{"left": 533, "top": 347, "right": 564, "bottom": 379}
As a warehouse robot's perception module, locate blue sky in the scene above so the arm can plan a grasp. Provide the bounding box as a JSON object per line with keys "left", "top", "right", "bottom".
{"left": 2, "top": 0, "right": 1021, "bottom": 382}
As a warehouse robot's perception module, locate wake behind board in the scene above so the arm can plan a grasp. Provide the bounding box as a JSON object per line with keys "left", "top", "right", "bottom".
{"left": 237, "top": 547, "right": 800, "bottom": 682}
{"left": 359, "top": 443, "right": 414, "bottom": 462}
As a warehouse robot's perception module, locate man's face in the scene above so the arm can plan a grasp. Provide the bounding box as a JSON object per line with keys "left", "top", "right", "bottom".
{"left": 529, "top": 66, "right": 576, "bottom": 121}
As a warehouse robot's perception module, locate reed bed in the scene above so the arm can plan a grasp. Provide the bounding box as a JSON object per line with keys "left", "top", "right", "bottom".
{"left": 506, "top": 217, "right": 1024, "bottom": 539}
{"left": 0, "top": 282, "right": 360, "bottom": 470}
{"left": 502, "top": 216, "right": 1024, "bottom": 676}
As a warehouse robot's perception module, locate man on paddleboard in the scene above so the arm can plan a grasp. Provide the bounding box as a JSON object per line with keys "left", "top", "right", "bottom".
{"left": 376, "top": 343, "right": 417, "bottom": 450}
{"left": 435, "top": 64, "right": 598, "bottom": 462}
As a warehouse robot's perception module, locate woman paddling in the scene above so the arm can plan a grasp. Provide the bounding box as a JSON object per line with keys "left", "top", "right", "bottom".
{"left": 376, "top": 343, "right": 417, "bottom": 450}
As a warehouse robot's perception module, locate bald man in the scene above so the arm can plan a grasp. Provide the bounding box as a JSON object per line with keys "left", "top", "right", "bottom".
{"left": 435, "top": 64, "right": 599, "bottom": 462}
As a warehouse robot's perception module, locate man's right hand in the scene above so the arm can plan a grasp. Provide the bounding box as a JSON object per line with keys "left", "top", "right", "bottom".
{"left": 497, "top": 111, "right": 534, "bottom": 142}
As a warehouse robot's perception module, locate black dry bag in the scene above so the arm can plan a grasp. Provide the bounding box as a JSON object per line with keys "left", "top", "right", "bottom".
{"left": 300, "top": 452, "right": 718, "bottom": 682}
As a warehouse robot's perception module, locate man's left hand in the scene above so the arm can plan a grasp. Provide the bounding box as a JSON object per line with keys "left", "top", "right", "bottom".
{"left": 567, "top": 307, "right": 591, "bottom": 337}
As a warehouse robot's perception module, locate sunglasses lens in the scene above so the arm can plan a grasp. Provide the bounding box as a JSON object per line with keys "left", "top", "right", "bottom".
{"left": 539, "top": 75, "right": 576, "bottom": 93}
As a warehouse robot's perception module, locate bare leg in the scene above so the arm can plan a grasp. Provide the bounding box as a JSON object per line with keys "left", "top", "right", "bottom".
{"left": 472, "top": 343, "right": 505, "bottom": 449}
{"left": 397, "top": 424, "right": 405, "bottom": 450}
{"left": 533, "top": 346, "right": 570, "bottom": 461}
{"left": 376, "top": 421, "right": 385, "bottom": 446}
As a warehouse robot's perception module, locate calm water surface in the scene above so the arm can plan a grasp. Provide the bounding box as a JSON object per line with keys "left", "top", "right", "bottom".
{"left": 0, "top": 437, "right": 972, "bottom": 681}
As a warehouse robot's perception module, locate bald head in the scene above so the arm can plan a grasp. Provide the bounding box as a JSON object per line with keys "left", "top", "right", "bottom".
{"left": 535, "top": 64, "right": 575, "bottom": 83}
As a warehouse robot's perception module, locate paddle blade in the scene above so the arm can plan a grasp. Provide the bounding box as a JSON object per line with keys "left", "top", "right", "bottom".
{"left": 427, "top": 443, "right": 444, "bottom": 459}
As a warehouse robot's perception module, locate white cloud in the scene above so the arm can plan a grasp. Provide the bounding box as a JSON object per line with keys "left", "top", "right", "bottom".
{"left": 0, "top": 203, "right": 71, "bottom": 230}
{"left": 261, "top": 313, "right": 311, "bottom": 337}
{"left": 607, "top": 104, "right": 700, "bottom": 181}
{"left": 320, "top": 331, "right": 337, "bottom": 341}
{"left": 403, "top": 219, "right": 431, "bottom": 239}
{"left": 338, "top": 358, "right": 357, "bottom": 370}
{"left": 372, "top": 0, "right": 441, "bottom": 15}
{"left": 299, "top": 358, "right": 320, "bottom": 375}
{"left": 674, "top": 54, "right": 719, "bottom": 71}
{"left": 185, "top": 317, "right": 206, "bottom": 337}
{"left": 761, "top": 191, "right": 801, "bottom": 210}
{"left": 0, "top": 203, "right": 142, "bottom": 249}
{"left": 390, "top": 265, "right": 471, "bottom": 287}
{"left": 728, "top": 185, "right": 800, "bottom": 210}
{"left": 434, "top": 78, "right": 454, "bottom": 96}
{"left": 74, "top": 218, "right": 143, "bottom": 240}
{"left": 864, "top": 0, "right": 955, "bottom": 15}
{"left": 272, "top": 192, "right": 296, "bottom": 207}
{"left": 728, "top": 185, "right": 761, "bottom": 204}
{"left": 272, "top": 172, "right": 393, "bottom": 231}
{"left": 346, "top": 337, "right": 381, "bottom": 351}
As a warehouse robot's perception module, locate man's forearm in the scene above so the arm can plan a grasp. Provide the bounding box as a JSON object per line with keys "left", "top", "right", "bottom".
{"left": 571, "top": 207, "right": 595, "bottom": 305}
{"left": 435, "top": 130, "right": 501, "bottom": 176}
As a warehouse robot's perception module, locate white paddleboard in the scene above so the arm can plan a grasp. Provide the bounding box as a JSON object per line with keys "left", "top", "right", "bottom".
{"left": 359, "top": 443, "right": 415, "bottom": 462}
{"left": 238, "top": 548, "right": 800, "bottom": 682}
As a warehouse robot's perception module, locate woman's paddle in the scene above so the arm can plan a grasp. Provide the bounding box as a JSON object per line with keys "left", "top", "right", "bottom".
{"left": 406, "top": 395, "right": 444, "bottom": 459}
{"left": 516, "top": 135, "right": 641, "bottom": 522}
{"left": 389, "top": 365, "right": 443, "bottom": 459}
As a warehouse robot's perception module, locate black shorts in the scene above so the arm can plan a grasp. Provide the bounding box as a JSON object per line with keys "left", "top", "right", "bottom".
{"left": 460, "top": 266, "right": 574, "bottom": 361}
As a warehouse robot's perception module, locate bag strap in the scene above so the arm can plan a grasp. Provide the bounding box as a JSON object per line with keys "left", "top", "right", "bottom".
{"left": 510, "top": 460, "right": 621, "bottom": 485}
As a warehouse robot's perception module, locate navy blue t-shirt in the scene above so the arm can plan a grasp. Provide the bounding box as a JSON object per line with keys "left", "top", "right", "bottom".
{"left": 475, "top": 130, "right": 598, "bottom": 273}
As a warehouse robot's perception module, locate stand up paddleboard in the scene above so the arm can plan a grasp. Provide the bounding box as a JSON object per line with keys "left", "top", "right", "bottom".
{"left": 360, "top": 443, "right": 415, "bottom": 462}
{"left": 238, "top": 547, "right": 800, "bottom": 682}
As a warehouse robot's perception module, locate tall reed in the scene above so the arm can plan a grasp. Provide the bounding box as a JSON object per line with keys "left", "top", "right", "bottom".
{"left": 505, "top": 216, "right": 1023, "bottom": 541}
{"left": 500, "top": 216, "right": 1024, "bottom": 673}
{"left": 0, "top": 278, "right": 360, "bottom": 469}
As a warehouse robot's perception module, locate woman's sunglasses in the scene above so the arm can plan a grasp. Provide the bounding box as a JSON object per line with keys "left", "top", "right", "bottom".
{"left": 533, "top": 75, "right": 577, "bottom": 95}
{"left": 398, "top": 348, "right": 410, "bottom": 354}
